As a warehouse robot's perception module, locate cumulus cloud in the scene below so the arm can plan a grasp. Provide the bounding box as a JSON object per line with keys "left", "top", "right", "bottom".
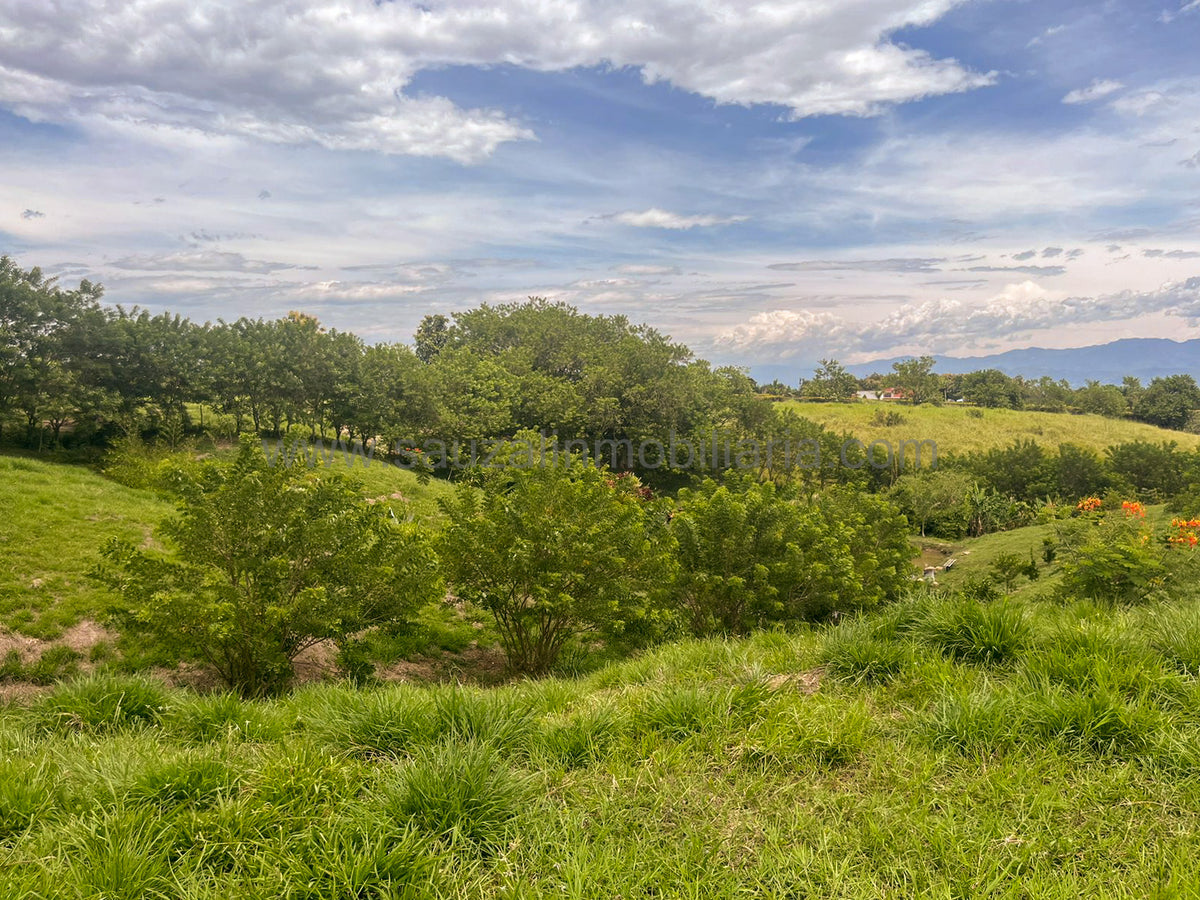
{"left": 611, "top": 208, "right": 747, "bottom": 229}
{"left": 0, "top": 0, "right": 994, "bottom": 162}
{"left": 714, "top": 277, "right": 1200, "bottom": 357}
{"left": 1063, "top": 79, "right": 1124, "bottom": 104}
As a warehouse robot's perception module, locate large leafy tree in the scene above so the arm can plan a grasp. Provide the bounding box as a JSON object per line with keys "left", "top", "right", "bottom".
{"left": 439, "top": 440, "right": 670, "bottom": 675}
{"left": 886, "top": 356, "right": 941, "bottom": 405}
{"left": 802, "top": 358, "right": 859, "bottom": 401}
{"left": 97, "top": 439, "right": 441, "bottom": 696}
{"left": 1133, "top": 374, "right": 1200, "bottom": 431}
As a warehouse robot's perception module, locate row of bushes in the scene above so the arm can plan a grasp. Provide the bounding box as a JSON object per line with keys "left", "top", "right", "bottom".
{"left": 96, "top": 437, "right": 917, "bottom": 696}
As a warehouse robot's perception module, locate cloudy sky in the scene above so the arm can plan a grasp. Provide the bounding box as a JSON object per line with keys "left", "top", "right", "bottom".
{"left": 2, "top": 0, "right": 1200, "bottom": 370}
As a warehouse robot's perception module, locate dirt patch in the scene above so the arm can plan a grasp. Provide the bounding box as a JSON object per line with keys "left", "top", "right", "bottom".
{"left": 0, "top": 629, "right": 42, "bottom": 663}
{"left": 765, "top": 669, "right": 822, "bottom": 695}
{"left": 378, "top": 644, "right": 510, "bottom": 687}
{"left": 60, "top": 620, "right": 114, "bottom": 655}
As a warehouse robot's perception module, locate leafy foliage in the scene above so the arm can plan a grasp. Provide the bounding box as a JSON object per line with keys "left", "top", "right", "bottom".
{"left": 96, "top": 439, "right": 442, "bottom": 696}
{"left": 669, "top": 475, "right": 915, "bottom": 634}
{"left": 439, "top": 440, "right": 670, "bottom": 675}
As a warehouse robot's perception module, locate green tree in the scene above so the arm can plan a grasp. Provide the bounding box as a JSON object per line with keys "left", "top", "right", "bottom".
{"left": 1075, "top": 380, "right": 1128, "bottom": 418}
{"left": 97, "top": 439, "right": 441, "bottom": 696}
{"left": 439, "top": 442, "right": 669, "bottom": 675}
{"left": 960, "top": 369, "right": 1022, "bottom": 409}
{"left": 886, "top": 356, "right": 940, "bottom": 405}
{"left": 802, "top": 358, "right": 859, "bottom": 401}
{"left": 1133, "top": 374, "right": 1200, "bottom": 431}
{"left": 888, "top": 469, "right": 974, "bottom": 537}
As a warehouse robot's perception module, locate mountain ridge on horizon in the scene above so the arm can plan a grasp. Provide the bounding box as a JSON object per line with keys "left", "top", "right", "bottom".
{"left": 747, "top": 337, "right": 1200, "bottom": 389}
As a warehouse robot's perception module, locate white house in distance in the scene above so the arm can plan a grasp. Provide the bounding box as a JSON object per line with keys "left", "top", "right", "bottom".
{"left": 855, "top": 388, "right": 910, "bottom": 401}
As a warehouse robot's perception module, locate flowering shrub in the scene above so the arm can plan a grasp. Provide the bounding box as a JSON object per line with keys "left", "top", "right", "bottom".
{"left": 1076, "top": 497, "right": 1103, "bottom": 513}
{"left": 1121, "top": 500, "right": 1146, "bottom": 518}
{"left": 1170, "top": 518, "right": 1200, "bottom": 549}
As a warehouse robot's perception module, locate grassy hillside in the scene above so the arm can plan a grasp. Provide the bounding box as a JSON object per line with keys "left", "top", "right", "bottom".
{"left": 0, "top": 451, "right": 457, "bottom": 640}
{"left": 786, "top": 401, "right": 1200, "bottom": 455}
{"left": 4, "top": 591, "right": 1200, "bottom": 896}
{"left": 0, "top": 455, "right": 172, "bottom": 640}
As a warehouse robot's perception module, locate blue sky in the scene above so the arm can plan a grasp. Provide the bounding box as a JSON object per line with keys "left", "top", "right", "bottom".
{"left": 2, "top": 0, "right": 1199, "bottom": 371}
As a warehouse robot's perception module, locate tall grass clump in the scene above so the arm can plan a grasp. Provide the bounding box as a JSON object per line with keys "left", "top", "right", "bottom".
{"left": 1022, "top": 685, "right": 1163, "bottom": 754}
{"left": 161, "top": 690, "right": 289, "bottom": 744}
{"left": 1145, "top": 602, "right": 1200, "bottom": 677}
{"left": 0, "top": 758, "right": 63, "bottom": 840}
{"left": 55, "top": 809, "right": 175, "bottom": 900}
{"left": 34, "top": 673, "right": 170, "bottom": 733}
{"left": 734, "top": 696, "right": 871, "bottom": 770}
{"left": 127, "top": 752, "right": 240, "bottom": 810}
{"left": 382, "top": 742, "right": 531, "bottom": 852}
{"left": 429, "top": 684, "right": 538, "bottom": 752}
{"left": 531, "top": 702, "right": 624, "bottom": 769}
{"left": 1022, "top": 620, "right": 1157, "bottom": 695}
{"left": 277, "top": 816, "right": 439, "bottom": 900}
{"left": 918, "top": 597, "right": 1030, "bottom": 666}
{"left": 923, "top": 686, "right": 1017, "bottom": 753}
{"left": 296, "top": 684, "right": 434, "bottom": 757}
{"left": 822, "top": 623, "right": 911, "bottom": 684}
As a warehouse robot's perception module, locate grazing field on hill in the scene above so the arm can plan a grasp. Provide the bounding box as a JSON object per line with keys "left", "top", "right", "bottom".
{"left": 0, "top": 455, "right": 172, "bottom": 640}
{"left": 0, "top": 451, "right": 456, "bottom": 642}
{"left": 4, "top": 591, "right": 1200, "bottom": 897}
{"left": 786, "top": 401, "right": 1200, "bottom": 456}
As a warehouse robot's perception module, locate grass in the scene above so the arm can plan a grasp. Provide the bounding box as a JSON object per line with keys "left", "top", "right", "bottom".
{"left": 0, "top": 454, "right": 173, "bottom": 638}
{"left": 786, "top": 400, "right": 1200, "bottom": 456}
{"left": 5, "top": 590, "right": 1200, "bottom": 896}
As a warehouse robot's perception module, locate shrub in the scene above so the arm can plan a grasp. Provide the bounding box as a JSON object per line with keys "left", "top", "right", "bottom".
{"left": 97, "top": 438, "right": 443, "bottom": 697}
{"left": 440, "top": 441, "right": 670, "bottom": 675}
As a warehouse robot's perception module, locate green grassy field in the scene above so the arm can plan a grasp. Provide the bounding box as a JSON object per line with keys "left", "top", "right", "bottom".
{"left": 786, "top": 401, "right": 1200, "bottom": 456}
{"left": 4, "top": 590, "right": 1200, "bottom": 897}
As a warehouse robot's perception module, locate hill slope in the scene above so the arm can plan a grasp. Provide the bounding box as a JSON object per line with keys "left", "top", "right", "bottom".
{"left": 786, "top": 401, "right": 1200, "bottom": 456}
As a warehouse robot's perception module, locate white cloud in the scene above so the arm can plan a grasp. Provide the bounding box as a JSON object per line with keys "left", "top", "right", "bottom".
{"left": 715, "top": 277, "right": 1200, "bottom": 357}
{"left": 110, "top": 251, "right": 299, "bottom": 275}
{"left": 612, "top": 208, "right": 747, "bottom": 229}
{"left": 1062, "top": 79, "right": 1124, "bottom": 105}
{"left": 0, "top": 0, "right": 994, "bottom": 162}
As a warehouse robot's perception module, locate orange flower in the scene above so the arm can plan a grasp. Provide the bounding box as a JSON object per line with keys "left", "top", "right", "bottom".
{"left": 1076, "top": 497, "right": 1102, "bottom": 513}
{"left": 1122, "top": 500, "right": 1146, "bottom": 518}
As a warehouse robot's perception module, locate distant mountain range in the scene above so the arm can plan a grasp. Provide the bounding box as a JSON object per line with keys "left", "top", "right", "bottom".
{"left": 748, "top": 338, "right": 1200, "bottom": 388}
